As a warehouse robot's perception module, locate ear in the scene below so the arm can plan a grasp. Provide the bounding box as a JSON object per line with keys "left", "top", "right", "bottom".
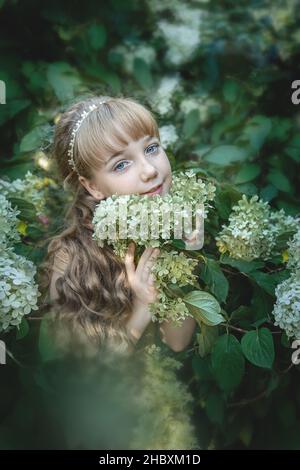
{"left": 78, "top": 176, "right": 105, "bottom": 201}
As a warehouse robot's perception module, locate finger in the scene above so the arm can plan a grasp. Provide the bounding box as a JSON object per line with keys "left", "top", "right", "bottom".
{"left": 141, "top": 249, "right": 160, "bottom": 282}
{"left": 183, "top": 229, "right": 197, "bottom": 242}
{"left": 136, "top": 247, "right": 156, "bottom": 276}
{"left": 124, "top": 242, "right": 136, "bottom": 276}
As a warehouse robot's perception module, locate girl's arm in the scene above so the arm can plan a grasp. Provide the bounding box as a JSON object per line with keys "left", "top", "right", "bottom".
{"left": 125, "top": 299, "right": 152, "bottom": 345}
{"left": 125, "top": 301, "right": 197, "bottom": 352}
{"left": 159, "top": 316, "right": 197, "bottom": 352}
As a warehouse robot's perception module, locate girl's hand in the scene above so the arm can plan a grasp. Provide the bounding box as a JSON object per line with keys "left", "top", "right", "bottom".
{"left": 124, "top": 242, "right": 160, "bottom": 306}
{"left": 183, "top": 211, "right": 205, "bottom": 250}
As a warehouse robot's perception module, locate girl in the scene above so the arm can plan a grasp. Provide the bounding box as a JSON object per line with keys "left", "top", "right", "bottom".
{"left": 42, "top": 95, "right": 201, "bottom": 357}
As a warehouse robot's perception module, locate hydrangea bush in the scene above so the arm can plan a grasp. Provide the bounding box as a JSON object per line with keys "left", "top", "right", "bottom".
{"left": 0, "top": 193, "right": 41, "bottom": 332}
{"left": 0, "top": 248, "right": 41, "bottom": 332}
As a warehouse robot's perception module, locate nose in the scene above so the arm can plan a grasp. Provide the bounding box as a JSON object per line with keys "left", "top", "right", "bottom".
{"left": 139, "top": 154, "right": 159, "bottom": 181}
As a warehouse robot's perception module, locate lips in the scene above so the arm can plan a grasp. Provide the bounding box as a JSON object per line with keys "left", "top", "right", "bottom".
{"left": 141, "top": 183, "right": 163, "bottom": 195}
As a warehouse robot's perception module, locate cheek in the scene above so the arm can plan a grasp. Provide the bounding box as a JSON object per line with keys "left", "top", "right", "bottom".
{"left": 161, "top": 154, "right": 172, "bottom": 174}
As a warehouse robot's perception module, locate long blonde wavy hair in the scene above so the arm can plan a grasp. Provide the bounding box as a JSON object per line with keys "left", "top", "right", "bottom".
{"left": 39, "top": 94, "right": 160, "bottom": 357}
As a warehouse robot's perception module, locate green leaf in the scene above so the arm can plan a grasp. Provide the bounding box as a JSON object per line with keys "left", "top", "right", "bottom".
{"left": 285, "top": 135, "right": 300, "bottom": 162}
{"left": 204, "top": 145, "right": 248, "bottom": 166}
{"left": 192, "top": 355, "right": 213, "bottom": 381}
{"left": 205, "top": 392, "right": 225, "bottom": 425}
{"left": 260, "top": 184, "right": 278, "bottom": 202}
{"left": 249, "top": 270, "right": 290, "bottom": 296}
{"left": 211, "top": 334, "right": 245, "bottom": 392}
{"left": 183, "top": 290, "right": 224, "bottom": 326}
{"left": 214, "top": 185, "right": 242, "bottom": 219}
{"left": 16, "top": 318, "right": 29, "bottom": 340}
{"left": 133, "top": 58, "right": 153, "bottom": 90}
{"left": 234, "top": 163, "right": 260, "bottom": 184}
{"left": 47, "top": 62, "right": 81, "bottom": 102}
{"left": 241, "top": 115, "right": 272, "bottom": 152}
{"left": 211, "top": 115, "right": 242, "bottom": 144}
{"left": 196, "top": 323, "right": 219, "bottom": 357}
{"left": 19, "top": 124, "right": 52, "bottom": 153}
{"left": 267, "top": 169, "right": 292, "bottom": 193}
{"left": 235, "top": 182, "right": 257, "bottom": 196}
{"left": 223, "top": 79, "right": 239, "bottom": 103}
{"left": 86, "top": 23, "right": 106, "bottom": 50}
{"left": 182, "top": 108, "right": 200, "bottom": 139}
{"left": 241, "top": 328, "right": 275, "bottom": 369}
{"left": 200, "top": 258, "right": 229, "bottom": 303}
{"left": 220, "top": 255, "right": 265, "bottom": 273}
{"left": 0, "top": 99, "right": 31, "bottom": 126}
{"left": 6, "top": 197, "right": 36, "bottom": 221}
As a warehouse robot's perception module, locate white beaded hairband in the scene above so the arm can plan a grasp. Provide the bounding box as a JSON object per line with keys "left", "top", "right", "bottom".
{"left": 67, "top": 100, "right": 108, "bottom": 174}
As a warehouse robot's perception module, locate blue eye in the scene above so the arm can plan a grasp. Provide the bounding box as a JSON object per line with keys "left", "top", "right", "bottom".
{"left": 113, "top": 143, "right": 160, "bottom": 172}
{"left": 146, "top": 143, "right": 159, "bottom": 154}
{"left": 114, "top": 161, "right": 128, "bottom": 172}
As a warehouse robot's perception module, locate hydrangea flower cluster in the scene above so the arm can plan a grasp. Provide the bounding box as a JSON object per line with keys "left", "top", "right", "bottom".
{"left": 0, "top": 194, "right": 21, "bottom": 250}
{"left": 129, "top": 344, "right": 199, "bottom": 450}
{"left": 272, "top": 271, "right": 300, "bottom": 340}
{"left": 149, "top": 251, "right": 199, "bottom": 324}
{"left": 150, "top": 1, "right": 206, "bottom": 66}
{"left": 0, "top": 171, "right": 58, "bottom": 216}
{"left": 92, "top": 170, "right": 215, "bottom": 250}
{"left": 272, "top": 226, "right": 300, "bottom": 340}
{"left": 179, "top": 96, "right": 222, "bottom": 123}
{"left": 216, "top": 194, "right": 299, "bottom": 261}
{"left": 109, "top": 40, "right": 156, "bottom": 75}
{"left": 0, "top": 250, "right": 41, "bottom": 332}
{"left": 149, "top": 75, "right": 182, "bottom": 116}
{"left": 286, "top": 227, "right": 300, "bottom": 271}
{"left": 0, "top": 193, "right": 41, "bottom": 332}
{"left": 92, "top": 171, "right": 215, "bottom": 323}
{"left": 159, "top": 124, "right": 179, "bottom": 149}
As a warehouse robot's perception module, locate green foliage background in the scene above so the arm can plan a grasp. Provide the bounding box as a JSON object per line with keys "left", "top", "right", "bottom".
{"left": 0, "top": 0, "right": 300, "bottom": 449}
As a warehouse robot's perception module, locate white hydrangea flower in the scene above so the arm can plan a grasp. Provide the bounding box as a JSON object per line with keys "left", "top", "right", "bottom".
{"left": 0, "top": 194, "right": 21, "bottom": 250}
{"left": 110, "top": 41, "right": 156, "bottom": 75}
{"left": 145, "top": 0, "right": 180, "bottom": 14}
{"left": 287, "top": 228, "right": 300, "bottom": 271}
{"left": 92, "top": 170, "right": 215, "bottom": 250}
{"left": 149, "top": 2, "right": 206, "bottom": 66}
{"left": 272, "top": 271, "right": 300, "bottom": 340}
{"left": 216, "top": 194, "right": 299, "bottom": 261}
{"left": 150, "top": 75, "right": 182, "bottom": 116}
{"left": 0, "top": 249, "right": 41, "bottom": 332}
{"left": 0, "top": 171, "right": 58, "bottom": 216}
{"left": 180, "top": 96, "right": 221, "bottom": 122}
{"left": 159, "top": 124, "right": 179, "bottom": 149}
{"left": 173, "top": 3, "right": 205, "bottom": 31}
{"left": 156, "top": 21, "right": 200, "bottom": 66}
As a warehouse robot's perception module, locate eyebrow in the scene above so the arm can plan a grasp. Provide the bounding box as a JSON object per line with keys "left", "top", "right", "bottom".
{"left": 105, "top": 135, "right": 155, "bottom": 165}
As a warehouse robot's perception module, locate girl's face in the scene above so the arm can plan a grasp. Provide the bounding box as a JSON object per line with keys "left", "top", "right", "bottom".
{"left": 79, "top": 135, "right": 173, "bottom": 200}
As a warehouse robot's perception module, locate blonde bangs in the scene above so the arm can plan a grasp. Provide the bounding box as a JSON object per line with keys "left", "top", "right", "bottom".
{"left": 75, "top": 98, "right": 160, "bottom": 173}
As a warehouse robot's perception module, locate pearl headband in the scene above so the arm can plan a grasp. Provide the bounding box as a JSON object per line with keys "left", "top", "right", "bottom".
{"left": 67, "top": 100, "right": 108, "bottom": 174}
